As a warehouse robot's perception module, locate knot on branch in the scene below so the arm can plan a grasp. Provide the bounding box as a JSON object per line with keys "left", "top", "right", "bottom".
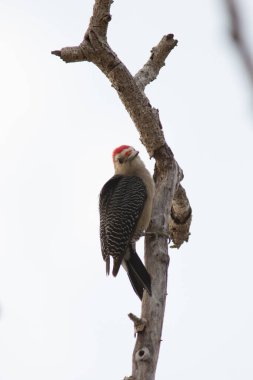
{"left": 154, "top": 251, "right": 170, "bottom": 265}
{"left": 169, "top": 184, "right": 192, "bottom": 248}
{"left": 128, "top": 313, "right": 147, "bottom": 336}
{"left": 83, "top": 29, "right": 121, "bottom": 72}
{"left": 101, "top": 13, "right": 112, "bottom": 24}
{"left": 169, "top": 212, "right": 192, "bottom": 248}
{"left": 135, "top": 347, "right": 151, "bottom": 362}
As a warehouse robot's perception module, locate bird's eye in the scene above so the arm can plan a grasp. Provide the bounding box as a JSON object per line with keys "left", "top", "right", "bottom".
{"left": 118, "top": 157, "right": 124, "bottom": 164}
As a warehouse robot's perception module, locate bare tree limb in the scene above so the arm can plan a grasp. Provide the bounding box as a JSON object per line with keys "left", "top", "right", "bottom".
{"left": 134, "top": 34, "right": 178, "bottom": 91}
{"left": 87, "top": 0, "right": 113, "bottom": 38}
{"left": 225, "top": 0, "right": 253, "bottom": 87}
{"left": 52, "top": 1, "right": 192, "bottom": 379}
{"left": 128, "top": 313, "right": 147, "bottom": 336}
{"left": 52, "top": 32, "right": 166, "bottom": 156}
{"left": 132, "top": 146, "right": 179, "bottom": 380}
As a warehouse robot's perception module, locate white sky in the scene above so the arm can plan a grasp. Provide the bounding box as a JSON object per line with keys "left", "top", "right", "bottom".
{"left": 0, "top": 0, "right": 253, "bottom": 379}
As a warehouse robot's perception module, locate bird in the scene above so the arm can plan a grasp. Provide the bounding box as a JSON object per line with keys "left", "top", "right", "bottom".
{"left": 99, "top": 145, "right": 155, "bottom": 300}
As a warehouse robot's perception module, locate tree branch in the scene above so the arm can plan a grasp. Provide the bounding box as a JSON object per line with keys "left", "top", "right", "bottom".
{"left": 134, "top": 34, "right": 178, "bottom": 91}
{"left": 132, "top": 146, "right": 179, "bottom": 380}
{"left": 128, "top": 313, "right": 147, "bottom": 336}
{"left": 52, "top": 32, "right": 166, "bottom": 156}
{"left": 87, "top": 0, "right": 113, "bottom": 39}
{"left": 52, "top": 1, "right": 192, "bottom": 379}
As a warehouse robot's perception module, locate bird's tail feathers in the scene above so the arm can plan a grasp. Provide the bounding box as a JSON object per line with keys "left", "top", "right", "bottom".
{"left": 126, "top": 248, "right": 152, "bottom": 300}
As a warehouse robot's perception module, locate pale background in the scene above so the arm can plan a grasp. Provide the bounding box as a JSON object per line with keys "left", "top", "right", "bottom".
{"left": 0, "top": 0, "right": 253, "bottom": 379}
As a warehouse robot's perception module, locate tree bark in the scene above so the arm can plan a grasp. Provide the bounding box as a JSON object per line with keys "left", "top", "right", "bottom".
{"left": 52, "top": 1, "right": 192, "bottom": 379}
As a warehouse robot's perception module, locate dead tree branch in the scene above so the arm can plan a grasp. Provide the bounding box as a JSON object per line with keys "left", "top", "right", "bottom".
{"left": 134, "top": 34, "right": 178, "bottom": 91}
{"left": 52, "top": 1, "right": 192, "bottom": 379}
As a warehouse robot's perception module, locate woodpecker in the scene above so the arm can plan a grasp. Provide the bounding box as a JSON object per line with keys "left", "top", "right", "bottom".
{"left": 99, "top": 145, "right": 155, "bottom": 300}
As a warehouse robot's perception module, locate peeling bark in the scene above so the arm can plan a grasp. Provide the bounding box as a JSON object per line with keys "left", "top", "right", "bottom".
{"left": 52, "top": 1, "right": 192, "bottom": 379}
{"left": 169, "top": 184, "right": 192, "bottom": 248}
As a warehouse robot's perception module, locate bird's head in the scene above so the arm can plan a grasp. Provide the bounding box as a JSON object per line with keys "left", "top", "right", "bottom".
{"left": 112, "top": 145, "right": 141, "bottom": 175}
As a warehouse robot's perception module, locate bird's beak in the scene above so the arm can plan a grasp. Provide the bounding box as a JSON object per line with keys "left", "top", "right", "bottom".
{"left": 128, "top": 150, "right": 139, "bottom": 161}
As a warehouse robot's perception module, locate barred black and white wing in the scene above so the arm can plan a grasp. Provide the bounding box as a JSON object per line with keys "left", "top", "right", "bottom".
{"left": 99, "top": 175, "right": 147, "bottom": 277}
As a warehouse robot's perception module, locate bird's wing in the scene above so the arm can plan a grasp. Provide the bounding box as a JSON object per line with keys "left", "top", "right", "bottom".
{"left": 99, "top": 175, "right": 147, "bottom": 276}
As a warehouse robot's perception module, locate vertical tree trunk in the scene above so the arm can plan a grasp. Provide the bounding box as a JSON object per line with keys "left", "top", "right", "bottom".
{"left": 52, "top": 1, "right": 191, "bottom": 379}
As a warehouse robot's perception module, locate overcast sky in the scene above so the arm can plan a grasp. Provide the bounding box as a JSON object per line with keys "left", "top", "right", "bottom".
{"left": 0, "top": 0, "right": 253, "bottom": 379}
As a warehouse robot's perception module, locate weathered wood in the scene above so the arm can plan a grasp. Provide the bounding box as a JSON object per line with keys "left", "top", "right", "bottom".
{"left": 134, "top": 34, "right": 178, "bottom": 91}
{"left": 169, "top": 184, "right": 192, "bottom": 248}
{"left": 52, "top": 1, "right": 192, "bottom": 379}
{"left": 131, "top": 146, "right": 180, "bottom": 380}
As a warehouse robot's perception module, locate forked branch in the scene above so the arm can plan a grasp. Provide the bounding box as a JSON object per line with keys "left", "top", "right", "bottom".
{"left": 52, "top": 1, "right": 192, "bottom": 379}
